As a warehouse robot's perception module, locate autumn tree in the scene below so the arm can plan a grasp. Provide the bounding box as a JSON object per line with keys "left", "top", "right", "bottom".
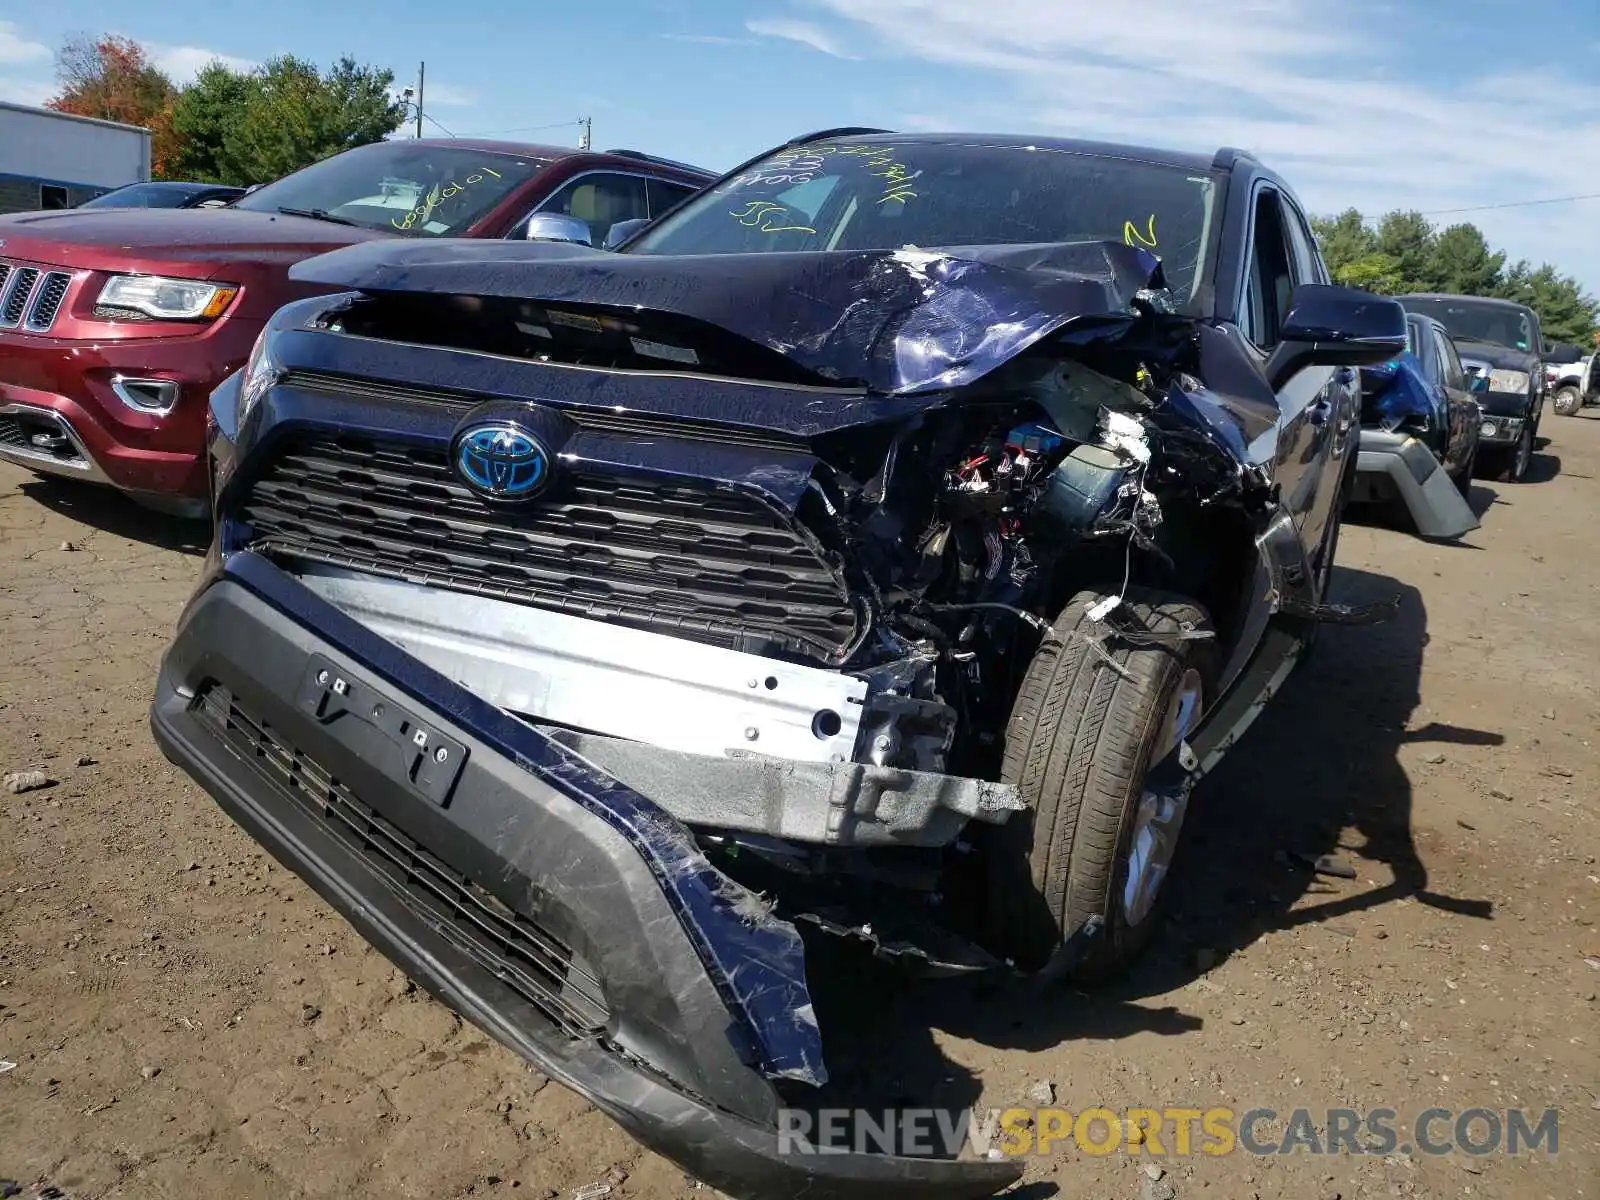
{"left": 47, "top": 35, "right": 180, "bottom": 177}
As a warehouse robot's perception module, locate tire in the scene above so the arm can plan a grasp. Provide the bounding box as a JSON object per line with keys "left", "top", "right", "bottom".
{"left": 1477, "top": 420, "right": 1534, "bottom": 482}
{"left": 1452, "top": 442, "right": 1478, "bottom": 498}
{"left": 1551, "top": 386, "right": 1582, "bottom": 417}
{"left": 986, "top": 588, "right": 1219, "bottom": 979}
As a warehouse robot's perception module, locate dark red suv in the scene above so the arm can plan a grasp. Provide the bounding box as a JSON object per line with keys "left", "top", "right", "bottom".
{"left": 0, "top": 139, "right": 712, "bottom": 515}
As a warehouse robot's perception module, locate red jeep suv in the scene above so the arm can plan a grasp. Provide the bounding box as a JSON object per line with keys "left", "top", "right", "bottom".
{"left": 0, "top": 139, "right": 712, "bottom": 515}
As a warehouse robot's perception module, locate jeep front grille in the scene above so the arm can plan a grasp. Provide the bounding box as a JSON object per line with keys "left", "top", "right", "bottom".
{"left": 0, "top": 262, "right": 73, "bottom": 333}
{"left": 239, "top": 434, "right": 862, "bottom": 664}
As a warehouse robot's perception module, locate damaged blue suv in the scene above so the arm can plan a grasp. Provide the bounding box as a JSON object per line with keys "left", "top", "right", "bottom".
{"left": 151, "top": 129, "right": 1406, "bottom": 1199}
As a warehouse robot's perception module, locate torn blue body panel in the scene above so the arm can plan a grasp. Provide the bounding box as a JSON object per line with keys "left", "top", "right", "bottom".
{"left": 1361, "top": 351, "right": 1436, "bottom": 431}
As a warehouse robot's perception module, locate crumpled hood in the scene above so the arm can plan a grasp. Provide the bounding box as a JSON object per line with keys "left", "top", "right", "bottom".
{"left": 1452, "top": 340, "right": 1538, "bottom": 374}
{"left": 289, "top": 237, "right": 1168, "bottom": 395}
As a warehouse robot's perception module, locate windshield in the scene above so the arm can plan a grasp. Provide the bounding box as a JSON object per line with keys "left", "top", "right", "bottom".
{"left": 82, "top": 185, "right": 208, "bottom": 210}
{"left": 625, "top": 140, "right": 1220, "bottom": 306}
{"left": 232, "top": 143, "right": 549, "bottom": 236}
{"left": 1403, "top": 297, "right": 1535, "bottom": 353}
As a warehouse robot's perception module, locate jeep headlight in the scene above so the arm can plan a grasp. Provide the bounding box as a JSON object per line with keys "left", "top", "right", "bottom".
{"left": 98, "top": 274, "right": 237, "bottom": 321}
{"left": 1488, "top": 368, "right": 1530, "bottom": 393}
{"left": 236, "top": 327, "right": 280, "bottom": 426}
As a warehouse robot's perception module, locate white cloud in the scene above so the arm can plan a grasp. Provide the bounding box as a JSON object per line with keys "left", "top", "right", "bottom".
{"left": 0, "top": 20, "right": 53, "bottom": 108}
{"left": 658, "top": 32, "right": 758, "bottom": 46}
{"left": 420, "top": 83, "right": 477, "bottom": 107}
{"left": 746, "top": 18, "right": 859, "bottom": 59}
{"left": 798, "top": 0, "right": 1600, "bottom": 291}
{"left": 146, "top": 42, "right": 255, "bottom": 83}
{"left": 0, "top": 20, "right": 49, "bottom": 66}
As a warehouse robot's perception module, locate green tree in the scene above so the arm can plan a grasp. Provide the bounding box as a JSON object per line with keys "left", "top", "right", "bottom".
{"left": 1496, "top": 262, "right": 1598, "bottom": 346}
{"left": 1373, "top": 210, "right": 1437, "bottom": 293}
{"left": 170, "top": 61, "right": 257, "bottom": 183}
{"left": 226, "top": 55, "right": 403, "bottom": 183}
{"left": 1429, "top": 223, "right": 1505, "bottom": 297}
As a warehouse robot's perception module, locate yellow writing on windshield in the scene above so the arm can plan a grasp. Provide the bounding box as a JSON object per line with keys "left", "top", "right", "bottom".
{"left": 719, "top": 143, "right": 922, "bottom": 212}
{"left": 391, "top": 166, "right": 503, "bottom": 232}
{"left": 1123, "top": 214, "right": 1158, "bottom": 249}
{"left": 729, "top": 200, "right": 817, "bottom": 235}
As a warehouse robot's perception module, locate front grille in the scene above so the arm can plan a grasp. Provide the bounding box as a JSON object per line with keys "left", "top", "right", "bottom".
{"left": 193, "top": 682, "right": 610, "bottom": 1038}
{"left": 278, "top": 369, "right": 816, "bottom": 455}
{"left": 241, "top": 434, "right": 861, "bottom": 663}
{"left": 0, "top": 262, "right": 72, "bottom": 333}
{"left": 0, "top": 267, "right": 39, "bottom": 327}
{"left": 25, "top": 273, "right": 70, "bottom": 331}
{"left": 0, "top": 413, "right": 27, "bottom": 450}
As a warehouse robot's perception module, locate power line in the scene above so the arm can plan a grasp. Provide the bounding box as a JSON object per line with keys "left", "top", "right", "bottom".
{"left": 1420, "top": 192, "right": 1600, "bottom": 216}
{"left": 421, "top": 111, "right": 458, "bottom": 138}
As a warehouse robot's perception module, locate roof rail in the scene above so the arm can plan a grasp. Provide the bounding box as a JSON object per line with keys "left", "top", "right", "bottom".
{"left": 784, "top": 126, "right": 895, "bottom": 145}
{"left": 602, "top": 148, "right": 718, "bottom": 177}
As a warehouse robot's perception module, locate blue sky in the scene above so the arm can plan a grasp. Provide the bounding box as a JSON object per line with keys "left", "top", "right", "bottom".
{"left": 3, "top": 0, "right": 1598, "bottom": 297}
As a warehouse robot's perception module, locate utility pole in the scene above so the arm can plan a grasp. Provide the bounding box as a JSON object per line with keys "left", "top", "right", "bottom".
{"left": 415, "top": 62, "right": 425, "bottom": 139}
{"left": 578, "top": 116, "right": 591, "bottom": 151}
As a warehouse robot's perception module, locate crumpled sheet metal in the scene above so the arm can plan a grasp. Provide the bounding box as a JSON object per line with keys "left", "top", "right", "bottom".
{"left": 222, "top": 549, "right": 828, "bottom": 1087}
{"left": 288, "top": 236, "right": 1166, "bottom": 396}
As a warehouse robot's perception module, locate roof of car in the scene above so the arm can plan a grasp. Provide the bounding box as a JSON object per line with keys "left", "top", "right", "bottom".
{"left": 1401, "top": 292, "right": 1533, "bottom": 311}
{"left": 111, "top": 181, "right": 241, "bottom": 192}
{"left": 398, "top": 138, "right": 715, "bottom": 177}
{"left": 806, "top": 130, "right": 1238, "bottom": 173}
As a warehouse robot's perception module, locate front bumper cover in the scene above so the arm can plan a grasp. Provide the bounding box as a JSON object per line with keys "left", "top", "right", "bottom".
{"left": 1354, "top": 430, "right": 1479, "bottom": 539}
{"left": 149, "top": 551, "right": 1021, "bottom": 1200}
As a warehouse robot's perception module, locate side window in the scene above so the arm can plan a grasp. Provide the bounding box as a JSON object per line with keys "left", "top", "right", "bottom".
{"left": 1239, "top": 189, "right": 1296, "bottom": 350}
{"left": 646, "top": 178, "right": 698, "bottom": 219}
{"left": 535, "top": 173, "right": 649, "bottom": 245}
{"left": 1440, "top": 333, "right": 1468, "bottom": 391}
{"left": 1282, "top": 201, "right": 1326, "bottom": 286}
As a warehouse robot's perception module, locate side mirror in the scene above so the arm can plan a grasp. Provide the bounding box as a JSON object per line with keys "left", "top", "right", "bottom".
{"left": 1545, "top": 341, "right": 1584, "bottom": 365}
{"left": 603, "top": 218, "right": 650, "bottom": 250}
{"left": 525, "top": 212, "right": 595, "bottom": 246}
{"left": 1468, "top": 371, "right": 1490, "bottom": 393}
{"left": 1264, "top": 284, "right": 1407, "bottom": 392}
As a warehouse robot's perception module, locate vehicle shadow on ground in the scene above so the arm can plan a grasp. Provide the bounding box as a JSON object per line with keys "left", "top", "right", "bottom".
{"left": 19, "top": 477, "right": 210, "bottom": 554}
{"left": 799, "top": 566, "right": 1497, "bottom": 1138}
{"left": 1521, "top": 453, "right": 1563, "bottom": 484}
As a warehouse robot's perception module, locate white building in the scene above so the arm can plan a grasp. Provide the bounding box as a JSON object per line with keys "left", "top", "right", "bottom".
{"left": 0, "top": 100, "right": 151, "bottom": 214}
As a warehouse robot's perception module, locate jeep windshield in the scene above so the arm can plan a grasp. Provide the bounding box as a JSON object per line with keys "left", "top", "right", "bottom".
{"left": 624, "top": 139, "right": 1221, "bottom": 308}
{"left": 1404, "top": 296, "right": 1535, "bottom": 353}
{"left": 232, "top": 142, "right": 548, "bottom": 236}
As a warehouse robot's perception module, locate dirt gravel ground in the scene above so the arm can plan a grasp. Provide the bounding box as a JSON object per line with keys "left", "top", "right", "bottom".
{"left": 2, "top": 413, "right": 1597, "bottom": 1200}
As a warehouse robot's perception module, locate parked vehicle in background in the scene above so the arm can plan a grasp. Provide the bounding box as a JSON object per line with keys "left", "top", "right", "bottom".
{"left": 1350, "top": 310, "right": 1481, "bottom": 538}
{"left": 78, "top": 181, "right": 248, "bottom": 210}
{"left": 153, "top": 128, "right": 1406, "bottom": 1198}
{"left": 1398, "top": 293, "right": 1544, "bottom": 481}
{"left": 1547, "top": 352, "right": 1597, "bottom": 416}
{"left": 0, "top": 140, "right": 714, "bottom": 515}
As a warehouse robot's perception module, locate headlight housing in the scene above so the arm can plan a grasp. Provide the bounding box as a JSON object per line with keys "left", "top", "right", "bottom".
{"left": 97, "top": 274, "right": 237, "bottom": 321}
{"left": 235, "top": 327, "right": 280, "bottom": 426}
{"left": 1488, "top": 368, "right": 1530, "bottom": 393}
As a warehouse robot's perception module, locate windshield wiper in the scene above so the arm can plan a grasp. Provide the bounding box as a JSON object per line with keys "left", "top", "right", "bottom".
{"left": 275, "top": 206, "right": 361, "bottom": 228}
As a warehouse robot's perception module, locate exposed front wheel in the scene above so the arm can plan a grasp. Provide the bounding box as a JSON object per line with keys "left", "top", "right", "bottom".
{"left": 1551, "top": 386, "right": 1583, "bottom": 417}
{"left": 986, "top": 588, "right": 1218, "bottom": 979}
